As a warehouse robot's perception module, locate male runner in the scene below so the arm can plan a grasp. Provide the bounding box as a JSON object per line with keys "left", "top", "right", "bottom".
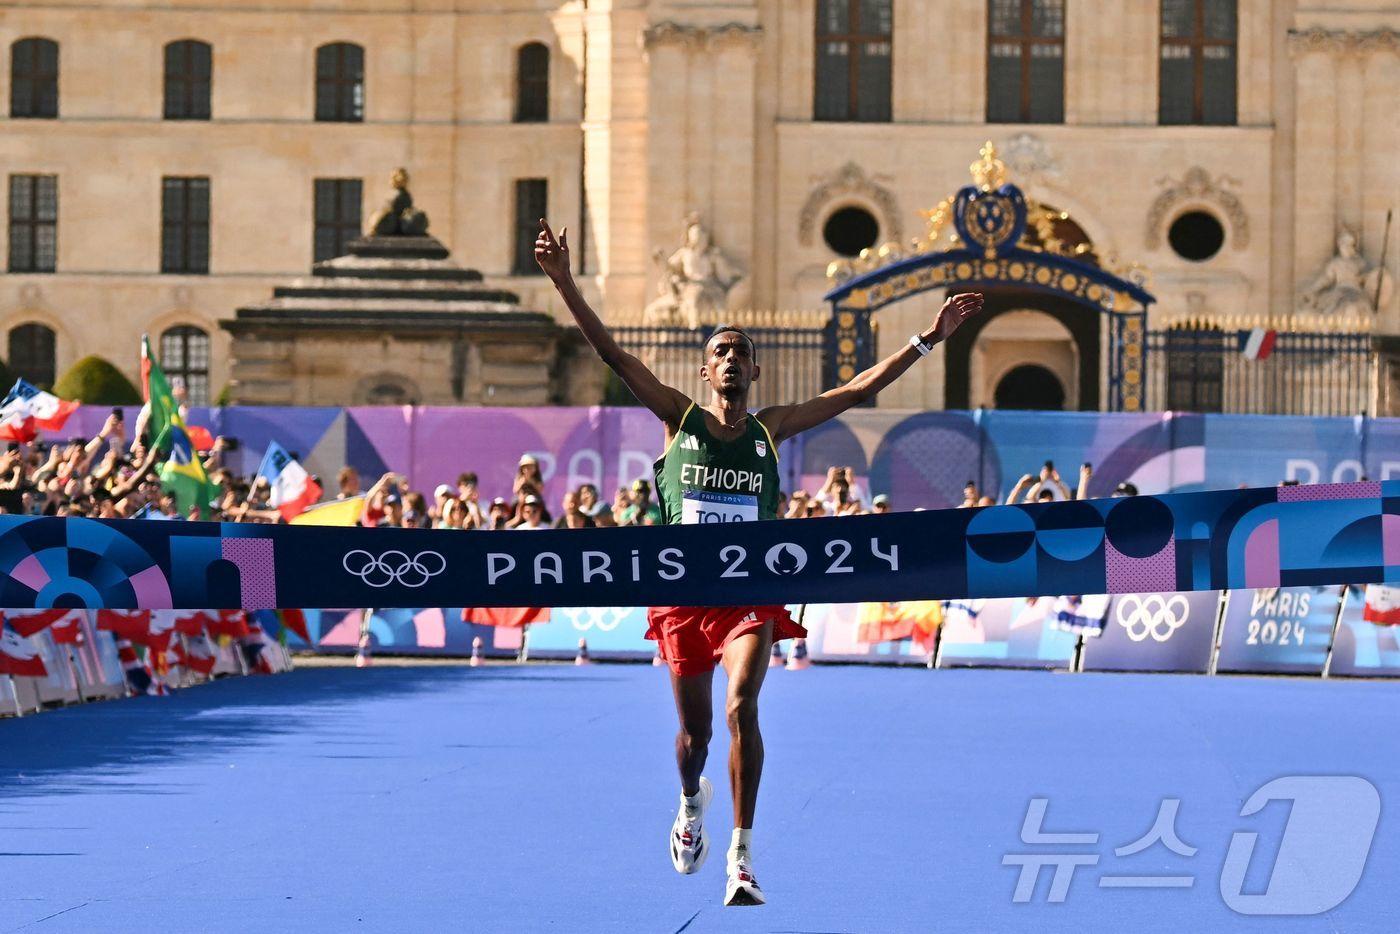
{"left": 535, "top": 219, "right": 982, "bottom": 906}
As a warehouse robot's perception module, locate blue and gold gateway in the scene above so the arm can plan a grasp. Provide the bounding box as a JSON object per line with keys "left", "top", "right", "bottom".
{"left": 823, "top": 142, "right": 1155, "bottom": 413}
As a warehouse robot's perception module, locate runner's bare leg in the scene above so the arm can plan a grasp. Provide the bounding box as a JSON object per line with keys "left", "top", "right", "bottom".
{"left": 670, "top": 669, "right": 713, "bottom": 796}
{"left": 721, "top": 623, "right": 773, "bottom": 827}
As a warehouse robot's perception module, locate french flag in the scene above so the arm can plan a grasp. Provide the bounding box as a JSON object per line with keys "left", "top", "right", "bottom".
{"left": 256, "top": 441, "right": 323, "bottom": 522}
{"left": 0, "top": 626, "right": 48, "bottom": 678}
{"left": 1239, "top": 328, "right": 1277, "bottom": 361}
{"left": 0, "top": 379, "right": 78, "bottom": 443}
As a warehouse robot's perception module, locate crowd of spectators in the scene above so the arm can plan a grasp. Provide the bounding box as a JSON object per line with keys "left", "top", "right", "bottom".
{"left": 0, "top": 401, "right": 1145, "bottom": 528}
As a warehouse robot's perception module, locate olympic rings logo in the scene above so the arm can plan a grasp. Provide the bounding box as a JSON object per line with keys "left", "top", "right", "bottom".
{"left": 563, "top": 607, "right": 630, "bottom": 633}
{"left": 1115, "top": 594, "right": 1189, "bottom": 643}
{"left": 342, "top": 550, "right": 447, "bottom": 588}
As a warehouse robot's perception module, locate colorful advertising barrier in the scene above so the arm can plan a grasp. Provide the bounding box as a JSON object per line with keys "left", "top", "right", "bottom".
{"left": 1327, "top": 584, "right": 1400, "bottom": 678}
{"left": 1080, "top": 591, "right": 1221, "bottom": 674}
{"left": 0, "top": 481, "right": 1398, "bottom": 610}
{"left": 1214, "top": 586, "right": 1344, "bottom": 675}
{"left": 934, "top": 598, "right": 1078, "bottom": 670}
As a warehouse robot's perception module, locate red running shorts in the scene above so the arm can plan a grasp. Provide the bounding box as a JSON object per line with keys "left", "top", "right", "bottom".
{"left": 645, "top": 605, "right": 807, "bottom": 677}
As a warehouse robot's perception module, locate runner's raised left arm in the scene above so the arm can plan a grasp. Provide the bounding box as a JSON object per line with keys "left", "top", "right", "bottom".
{"left": 758, "top": 292, "right": 983, "bottom": 443}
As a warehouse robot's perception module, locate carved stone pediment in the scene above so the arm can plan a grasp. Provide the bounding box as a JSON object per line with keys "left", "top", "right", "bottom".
{"left": 1147, "top": 167, "right": 1249, "bottom": 250}
{"left": 798, "top": 163, "right": 901, "bottom": 247}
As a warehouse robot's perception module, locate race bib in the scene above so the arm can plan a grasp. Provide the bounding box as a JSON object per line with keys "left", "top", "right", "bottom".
{"left": 681, "top": 490, "right": 758, "bottom": 525}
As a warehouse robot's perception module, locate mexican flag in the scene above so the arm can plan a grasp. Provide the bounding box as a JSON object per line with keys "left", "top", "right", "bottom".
{"left": 142, "top": 335, "right": 220, "bottom": 519}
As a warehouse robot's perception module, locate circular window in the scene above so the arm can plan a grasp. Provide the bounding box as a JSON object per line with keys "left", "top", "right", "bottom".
{"left": 823, "top": 206, "right": 880, "bottom": 257}
{"left": 1167, "top": 211, "right": 1225, "bottom": 262}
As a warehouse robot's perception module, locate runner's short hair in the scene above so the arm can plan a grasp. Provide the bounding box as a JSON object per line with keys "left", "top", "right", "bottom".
{"left": 706, "top": 324, "right": 756, "bottom": 359}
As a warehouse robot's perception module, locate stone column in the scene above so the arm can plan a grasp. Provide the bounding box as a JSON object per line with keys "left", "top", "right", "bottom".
{"left": 1289, "top": 30, "right": 1339, "bottom": 293}
{"left": 581, "top": 2, "right": 651, "bottom": 317}
{"left": 706, "top": 26, "right": 762, "bottom": 311}
{"left": 1335, "top": 48, "right": 1365, "bottom": 237}
{"left": 1361, "top": 32, "right": 1400, "bottom": 329}
{"left": 641, "top": 25, "right": 695, "bottom": 318}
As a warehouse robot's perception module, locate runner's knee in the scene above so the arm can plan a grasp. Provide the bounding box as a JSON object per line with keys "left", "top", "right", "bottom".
{"left": 678, "top": 720, "right": 712, "bottom": 750}
{"left": 725, "top": 693, "right": 759, "bottom": 734}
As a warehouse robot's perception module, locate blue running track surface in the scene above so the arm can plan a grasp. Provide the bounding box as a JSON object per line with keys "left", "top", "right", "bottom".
{"left": 1, "top": 664, "right": 1398, "bottom": 933}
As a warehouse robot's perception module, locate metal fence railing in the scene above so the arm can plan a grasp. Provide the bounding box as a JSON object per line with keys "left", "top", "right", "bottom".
{"left": 612, "top": 312, "right": 829, "bottom": 410}
{"left": 1146, "top": 326, "right": 1373, "bottom": 416}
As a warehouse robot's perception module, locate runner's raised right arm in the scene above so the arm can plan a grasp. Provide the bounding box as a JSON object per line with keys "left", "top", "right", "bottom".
{"left": 535, "top": 219, "right": 689, "bottom": 429}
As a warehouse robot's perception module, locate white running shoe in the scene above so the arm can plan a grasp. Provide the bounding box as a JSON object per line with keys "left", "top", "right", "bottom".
{"left": 670, "top": 776, "right": 713, "bottom": 874}
{"left": 724, "top": 844, "right": 766, "bottom": 906}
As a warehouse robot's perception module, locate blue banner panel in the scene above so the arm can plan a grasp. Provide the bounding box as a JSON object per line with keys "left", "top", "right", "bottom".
{"left": 1202, "top": 415, "right": 1366, "bottom": 490}
{"left": 0, "top": 481, "right": 1394, "bottom": 610}
{"left": 1214, "top": 586, "right": 1343, "bottom": 675}
{"left": 935, "top": 597, "right": 1077, "bottom": 670}
{"left": 1327, "top": 585, "right": 1400, "bottom": 677}
{"left": 1079, "top": 591, "right": 1221, "bottom": 673}
{"left": 523, "top": 606, "right": 655, "bottom": 659}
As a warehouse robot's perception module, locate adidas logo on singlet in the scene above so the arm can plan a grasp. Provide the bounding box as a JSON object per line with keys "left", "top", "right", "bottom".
{"left": 680, "top": 435, "right": 701, "bottom": 452}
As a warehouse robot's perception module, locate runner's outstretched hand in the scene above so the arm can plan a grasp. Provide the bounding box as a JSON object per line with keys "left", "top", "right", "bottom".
{"left": 535, "top": 219, "right": 570, "bottom": 282}
{"left": 931, "top": 292, "right": 984, "bottom": 343}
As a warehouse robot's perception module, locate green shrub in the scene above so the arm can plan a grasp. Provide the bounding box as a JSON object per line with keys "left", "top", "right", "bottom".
{"left": 52, "top": 355, "right": 143, "bottom": 404}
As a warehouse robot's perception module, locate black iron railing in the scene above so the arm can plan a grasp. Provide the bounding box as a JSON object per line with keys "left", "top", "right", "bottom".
{"left": 612, "top": 313, "right": 829, "bottom": 409}
{"left": 1146, "top": 326, "right": 1372, "bottom": 416}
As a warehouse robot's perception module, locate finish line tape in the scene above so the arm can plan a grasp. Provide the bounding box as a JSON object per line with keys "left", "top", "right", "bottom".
{"left": 0, "top": 481, "right": 1394, "bottom": 610}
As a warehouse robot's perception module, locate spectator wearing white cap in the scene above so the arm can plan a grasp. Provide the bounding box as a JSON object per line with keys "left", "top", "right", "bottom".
{"left": 486, "top": 496, "right": 512, "bottom": 530}
{"left": 432, "top": 484, "right": 458, "bottom": 529}
{"left": 513, "top": 494, "right": 549, "bottom": 530}
{"left": 871, "top": 493, "right": 891, "bottom": 514}
{"left": 514, "top": 454, "right": 544, "bottom": 500}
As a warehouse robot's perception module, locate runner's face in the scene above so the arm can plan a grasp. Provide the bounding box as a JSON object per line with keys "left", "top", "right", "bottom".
{"left": 701, "top": 332, "right": 757, "bottom": 396}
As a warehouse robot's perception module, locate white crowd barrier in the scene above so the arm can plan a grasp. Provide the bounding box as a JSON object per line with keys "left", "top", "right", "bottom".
{"left": 0, "top": 610, "right": 292, "bottom": 718}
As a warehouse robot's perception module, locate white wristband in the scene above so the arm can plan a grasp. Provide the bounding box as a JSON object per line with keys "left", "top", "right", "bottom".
{"left": 909, "top": 334, "right": 932, "bottom": 357}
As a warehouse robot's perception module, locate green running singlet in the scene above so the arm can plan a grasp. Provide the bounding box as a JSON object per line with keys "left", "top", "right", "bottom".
{"left": 653, "top": 402, "right": 780, "bottom": 525}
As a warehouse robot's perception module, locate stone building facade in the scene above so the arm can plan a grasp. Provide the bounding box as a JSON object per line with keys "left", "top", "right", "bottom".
{"left": 1, "top": 0, "right": 1397, "bottom": 410}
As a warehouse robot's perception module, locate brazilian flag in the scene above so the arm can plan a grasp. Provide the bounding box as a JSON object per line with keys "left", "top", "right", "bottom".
{"left": 143, "top": 335, "right": 220, "bottom": 519}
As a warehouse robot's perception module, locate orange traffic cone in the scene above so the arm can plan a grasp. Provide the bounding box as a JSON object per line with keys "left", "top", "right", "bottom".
{"left": 785, "top": 638, "right": 811, "bottom": 670}
{"left": 769, "top": 641, "right": 785, "bottom": 668}
{"left": 469, "top": 636, "right": 483, "bottom": 667}
{"left": 575, "top": 638, "right": 591, "bottom": 666}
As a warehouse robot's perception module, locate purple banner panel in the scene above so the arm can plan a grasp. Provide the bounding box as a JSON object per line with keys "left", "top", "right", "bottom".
{"left": 1215, "top": 586, "right": 1343, "bottom": 675}
{"left": 1080, "top": 591, "right": 1221, "bottom": 673}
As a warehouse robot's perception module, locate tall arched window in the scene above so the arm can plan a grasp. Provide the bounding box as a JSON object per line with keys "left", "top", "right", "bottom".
{"left": 160, "top": 325, "right": 210, "bottom": 405}
{"left": 10, "top": 38, "right": 58, "bottom": 118}
{"left": 315, "top": 42, "right": 364, "bottom": 122}
{"left": 514, "top": 42, "right": 550, "bottom": 123}
{"left": 814, "top": 0, "right": 892, "bottom": 123}
{"left": 986, "top": 0, "right": 1064, "bottom": 123}
{"left": 9, "top": 323, "right": 56, "bottom": 388}
{"left": 1160, "top": 0, "right": 1237, "bottom": 125}
{"left": 164, "top": 39, "right": 212, "bottom": 120}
